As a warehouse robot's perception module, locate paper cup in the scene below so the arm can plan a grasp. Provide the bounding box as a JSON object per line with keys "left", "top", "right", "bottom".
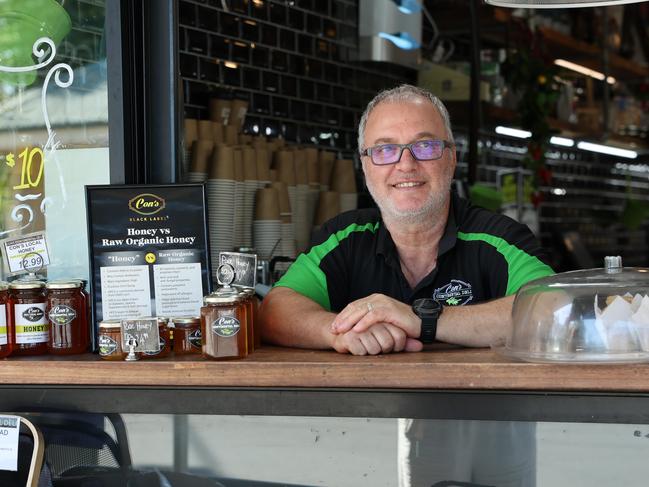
{"left": 318, "top": 150, "right": 335, "bottom": 188}
{"left": 210, "top": 98, "right": 231, "bottom": 125}
{"left": 254, "top": 187, "right": 280, "bottom": 220}
{"left": 224, "top": 125, "right": 239, "bottom": 145}
{"left": 210, "top": 144, "right": 235, "bottom": 180}
{"left": 271, "top": 181, "right": 291, "bottom": 215}
{"left": 190, "top": 139, "right": 214, "bottom": 174}
{"left": 274, "top": 150, "right": 295, "bottom": 186}
{"left": 230, "top": 99, "right": 249, "bottom": 128}
{"left": 212, "top": 121, "right": 224, "bottom": 144}
{"left": 294, "top": 150, "right": 308, "bottom": 185}
{"left": 184, "top": 118, "right": 198, "bottom": 147}
{"left": 233, "top": 149, "right": 244, "bottom": 182}
{"left": 331, "top": 158, "right": 357, "bottom": 193}
{"left": 315, "top": 191, "right": 340, "bottom": 226}
{"left": 242, "top": 146, "right": 258, "bottom": 181}
{"left": 256, "top": 148, "right": 270, "bottom": 181}
{"left": 198, "top": 120, "right": 214, "bottom": 142}
{"left": 305, "top": 147, "right": 319, "bottom": 184}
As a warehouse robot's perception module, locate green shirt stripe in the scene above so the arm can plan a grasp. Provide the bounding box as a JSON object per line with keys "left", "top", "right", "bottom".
{"left": 275, "top": 221, "right": 380, "bottom": 310}
{"left": 458, "top": 231, "right": 554, "bottom": 295}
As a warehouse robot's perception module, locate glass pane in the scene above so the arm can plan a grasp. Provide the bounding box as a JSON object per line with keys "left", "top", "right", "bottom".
{"left": 0, "top": 0, "right": 111, "bottom": 282}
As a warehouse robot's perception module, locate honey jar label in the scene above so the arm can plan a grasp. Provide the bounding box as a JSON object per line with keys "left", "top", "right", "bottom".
{"left": 189, "top": 329, "right": 202, "bottom": 349}
{"left": 98, "top": 334, "right": 119, "bottom": 356}
{"left": 211, "top": 316, "right": 240, "bottom": 337}
{"left": 14, "top": 303, "right": 48, "bottom": 344}
{"left": 48, "top": 305, "right": 77, "bottom": 326}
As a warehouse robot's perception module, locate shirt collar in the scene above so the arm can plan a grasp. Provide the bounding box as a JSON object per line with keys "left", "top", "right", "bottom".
{"left": 376, "top": 193, "right": 458, "bottom": 261}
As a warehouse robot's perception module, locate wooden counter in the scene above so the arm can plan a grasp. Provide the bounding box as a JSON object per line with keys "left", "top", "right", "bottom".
{"left": 3, "top": 346, "right": 649, "bottom": 393}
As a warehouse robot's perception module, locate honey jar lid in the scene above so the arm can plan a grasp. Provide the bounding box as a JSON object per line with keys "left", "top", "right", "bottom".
{"left": 46, "top": 280, "right": 82, "bottom": 289}
{"left": 99, "top": 320, "right": 122, "bottom": 329}
{"left": 204, "top": 289, "right": 242, "bottom": 304}
{"left": 9, "top": 280, "right": 45, "bottom": 289}
{"left": 172, "top": 316, "right": 201, "bottom": 327}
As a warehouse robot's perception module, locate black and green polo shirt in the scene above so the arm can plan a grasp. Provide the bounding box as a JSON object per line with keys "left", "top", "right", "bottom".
{"left": 275, "top": 192, "right": 554, "bottom": 311}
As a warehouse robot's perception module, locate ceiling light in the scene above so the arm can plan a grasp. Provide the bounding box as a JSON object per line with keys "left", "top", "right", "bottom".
{"left": 554, "top": 59, "right": 616, "bottom": 84}
{"left": 576, "top": 141, "right": 637, "bottom": 159}
{"left": 550, "top": 136, "right": 574, "bottom": 147}
{"left": 495, "top": 126, "right": 532, "bottom": 138}
{"left": 485, "top": 0, "right": 646, "bottom": 8}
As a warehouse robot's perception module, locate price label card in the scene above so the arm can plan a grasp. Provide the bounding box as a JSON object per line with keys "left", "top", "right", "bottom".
{"left": 0, "top": 415, "right": 20, "bottom": 471}
{"left": 1, "top": 231, "right": 50, "bottom": 274}
{"left": 121, "top": 319, "right": 160, "bottom": 353}
{"left": 219, "top": 252, "right": 257, "bottom": 288}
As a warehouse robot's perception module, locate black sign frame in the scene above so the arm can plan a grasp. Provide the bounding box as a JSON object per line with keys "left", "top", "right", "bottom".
{"left": 86, "top": 183, "right": 212, "bottom": 350}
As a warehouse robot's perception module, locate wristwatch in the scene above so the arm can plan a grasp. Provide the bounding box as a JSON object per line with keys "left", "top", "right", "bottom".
{"left": 412, "top": 298, "right": 443, "bottom": 344}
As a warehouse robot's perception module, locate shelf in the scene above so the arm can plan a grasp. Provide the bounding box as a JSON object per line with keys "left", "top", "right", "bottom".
{"left": 537, "top": 26, "right": 649, "bottom": 81}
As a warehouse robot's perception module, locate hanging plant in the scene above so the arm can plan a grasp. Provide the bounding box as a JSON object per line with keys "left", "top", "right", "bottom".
{"left": 503, "top": 30, "right": 561, "bottom": 206}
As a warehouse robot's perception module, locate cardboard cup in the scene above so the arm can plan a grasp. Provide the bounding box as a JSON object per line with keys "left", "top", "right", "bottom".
{"left": 242, "top": 147, "right": 258, "bottom": 181}
{"left": 269, "top": 169, "right": 278, "bottom": 182}
{"left": 294, "top": 150, "right": 308, "bottom": 185}
{"left": 209, "top": 144, "right": 235, "bottom": 180}
{"left": 305, "top": 147, "right": 319, "bottom": 184}
{"left": 230, "top": 99, "right": 249, "bottom": 128}
{"left": 233, "top": 148, "right": 244, "bottom": 182}
{"left": 270, "top": 181, "right": 291, "bottom": 215}
{"left": 190, "top": 139, "right": 214, "bottom": 174}
{"left": 197, "top": 120, "right": 214, "bottom": 142}
{"left": 209, "top": 98, "right": 231, "bottom": 125}
{"left": 331, "top": 159, "right": 357, "bottom": 193}
{"left": 252, "top": 136, "right": 267, "bottom": 149}
{"left": 318, "top": 150, "right": 335, "bottom": 186}
{"left": 256, "top": 148, "right": 270, "bottom": 181}
{"left": 315, "top": 191, "right": 340, "bottom": 226}
{"left": 224, "top": 125, "right": 239, "bottom": 145}
{"left": 184, "top": 119, "right": 198, "bottom": 146}
{"left": 274, "top": 150, "right": 295, "bottom": 186}
{"left": 254, "top": 187, "right": 280, "bottom": 220}
{"left": 212, "top": 122, "right": 224, "bottom": 144}
{"left": 239, "top": 134, "right": 252, "bottom": 144}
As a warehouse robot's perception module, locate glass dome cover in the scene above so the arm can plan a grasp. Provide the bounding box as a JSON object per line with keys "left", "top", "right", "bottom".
{"left": 503, "top": 256, "right": 649, "bottom": 363}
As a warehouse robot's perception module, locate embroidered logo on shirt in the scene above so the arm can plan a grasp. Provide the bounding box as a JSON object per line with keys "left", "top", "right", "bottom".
{"left": 433, "top": 279, "right": 473, "bottom": 306}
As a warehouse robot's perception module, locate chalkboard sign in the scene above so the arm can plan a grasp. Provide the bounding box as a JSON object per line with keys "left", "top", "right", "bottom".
{"left": 219, "top": 252, "right": 257, "bottom": 288}
{"left": 121, "top": 319, "right": 160, "bottom": 353}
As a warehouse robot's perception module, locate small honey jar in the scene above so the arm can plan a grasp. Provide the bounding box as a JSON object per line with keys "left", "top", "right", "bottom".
{"left": 98, "top": 320, "right": 127, "bottom": 361}
{"left": 172, "top": 316, "right": 202, "bottom": 355}
{"left": 201, "top": 264, "right": 247, "bottom": 360}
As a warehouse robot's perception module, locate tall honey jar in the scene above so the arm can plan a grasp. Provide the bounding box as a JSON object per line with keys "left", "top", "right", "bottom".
{"left": 0, "top": 282, "right": 11, "bottom": 358}
{"left": 46, "top": 280, "right": 89, "bottom": 355}
{"left": 201, "top": 264, "right": 247, "bottom": 360}
{"left": 8, "top": 280, "right": 47, "bottom": 356}
{"left": 173, "top": 317, "right": 202, "bottom": 355}
{"left": 98, "top": 320, "right": 127, "bottom": 361}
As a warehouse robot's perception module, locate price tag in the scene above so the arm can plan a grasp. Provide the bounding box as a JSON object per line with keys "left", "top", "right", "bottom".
{"left": 0, "top": 415, "right": 20, "bottom": 471}
{"left": 1, "top": 231, "right": 50, "bottom": 274}
{"left": 121, "top": 319, "right": 160, "bottom": 353}
{"left": 219, "top": 252, "right": 257, "bottom": 288}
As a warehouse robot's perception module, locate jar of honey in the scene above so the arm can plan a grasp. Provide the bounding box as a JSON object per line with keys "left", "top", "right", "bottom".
{"left": 8, "top": 280, "right": 47, "bottom": 356}
{"left": 201, "top": 264, "right": 247, "bottom": 360}
{"left": 0, "top": 282, "right": 11, "bottom": 358}
{"left": 172, "top": 317, "right": 202, "bottom": 355}
{"left": 140, "top": 317, "right": 171, "bottom": 359}
{"left": 98, "top": 320, "right": 127, "bottom": 360}
{"left": 46, "top": 280, "right": 89, "bottom": 355}
{"left": 238, "top": 289, "right": 254, "bottom": 354}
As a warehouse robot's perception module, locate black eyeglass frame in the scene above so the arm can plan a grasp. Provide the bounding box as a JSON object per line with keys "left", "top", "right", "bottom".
{"left": 359, "top": 139, "right": 455, "bottom": 166}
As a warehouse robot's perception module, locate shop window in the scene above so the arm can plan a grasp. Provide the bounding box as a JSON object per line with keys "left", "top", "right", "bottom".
{"left": 272, "top": 97, "right": 289, "bottom": 118}
{"left": 251, "top": 46, "right": 270, "bottom": 69}
{"left": 279, "top": 29, "right": 296, "bottom": 51}
{"left": 187, "top": 29, "right": 208, "bottom": 55}
{"left": 180, "top": 54, "right": 199, "bottom": 78}
{"left": 200, "top": 59, "right": 220, "bottom": 83}
{"left": 197, "top": 6, "right": 220, "bottom": 31}
{"left": 252, "top": 94, "right": 270, "bottom": 115}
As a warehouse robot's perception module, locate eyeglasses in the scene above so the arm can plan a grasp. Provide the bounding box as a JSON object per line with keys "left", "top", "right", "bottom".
{"left": 360, "top": 139, "right": 454, "bottom": 166}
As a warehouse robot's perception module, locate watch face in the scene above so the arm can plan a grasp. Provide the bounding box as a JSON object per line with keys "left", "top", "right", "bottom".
{"left": 413, "top": 297, "right": 441, "bottom": 314}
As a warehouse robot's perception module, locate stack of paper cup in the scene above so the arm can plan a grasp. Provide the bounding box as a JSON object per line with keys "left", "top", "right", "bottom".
{"left": 242, "top": 146, "right": 258, "bottom": 248}
{"left": 212, "top": 121, "right": 224, "bottom": 144}
{"left": 183, "top": 119, "right": 198, "bottom": 179}
{"left": 187, "top": 139, "right": 213, "bottom": 183}
{"left": 293, "top": 150, "right": 310, "bottom": 254}
{"left": 305, "top": 147, "right": 320, "bottom": 230}
{"left": 207, "top": 145, "right": 236, "bottom": 274}
{"left": 331, "top": 158, "right": 358, "bottom": 213}
{"left": 318, "top": 150, "right": 335, "bottom": 191}
{"left": 270, "top": 181, "right": 296, "bottom": 259}
{"left": 224, "top": 125, "right": 238, "bottom": 145}
{"left": 197, "top": 120, "right": 214, "bottom": 142}
{"left": 253, "top": 187, "right": 281, "bottom": 261}
{"left": 209, "top": 98, "right": 231, "bottom": 126}
{"left": 256, "top": 148, "right": 271, "bottom": 188}
{"left": 230, "top": 99, "right": 249, "bottom": 130}
{"left": 274, "top": 150, "right": 297, "bottom": 253}
{"left": 233, "top": 148, "right": 245, "bottom": 249}
{"left": 314, "top": 191, "right": 340, "bottom": 233}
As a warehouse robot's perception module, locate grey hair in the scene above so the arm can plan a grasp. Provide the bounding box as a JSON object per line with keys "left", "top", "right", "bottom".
{"left": 357, "top": 84, "right": 454, "bottom": 152}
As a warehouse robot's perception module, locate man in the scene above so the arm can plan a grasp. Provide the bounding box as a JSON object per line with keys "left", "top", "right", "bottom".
{"left": 260, "top": 84, "right": 553, "bottom": 354}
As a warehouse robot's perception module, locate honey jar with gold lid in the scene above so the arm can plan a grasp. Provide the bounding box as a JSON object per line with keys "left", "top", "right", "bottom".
{"left": 8, "top": 280, "right": 47, "bottom": 356}
{"left": 201, "top": 264, "right": 247, "bottom": 360}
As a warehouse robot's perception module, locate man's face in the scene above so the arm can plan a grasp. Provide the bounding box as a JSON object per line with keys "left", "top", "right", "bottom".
{"left": 361, "top": 98, "right": 456, "bottom": 223}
